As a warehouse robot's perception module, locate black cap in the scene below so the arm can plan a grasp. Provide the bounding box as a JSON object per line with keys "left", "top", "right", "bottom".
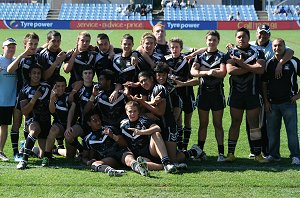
{"left": 257, "top": 24, "right": 270, "bottom": 34}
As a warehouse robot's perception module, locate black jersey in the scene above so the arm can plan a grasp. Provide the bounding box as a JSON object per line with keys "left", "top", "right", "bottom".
{"left": 165, "top": 52, "right": 191, "bottom": 82}
{"left": 120, "top": 116, "right": 153, "bottom": 151}
{"left": 94, "top": 89, "right": 126, "bottom": 127}
{"left": 19, "top": 82, "right": 51, "bottom": 123}
{"left": 138, "top": 52, "right": 166, "bottom": 71}
{"left": 65, "top": 50, "right": 96, "bottom": 86}
{"left": 155, "top": 43, "right": 171, "bottom": 56}
{"left": 94, "top": 48, "right": 122, "bottom": 79}
{"left": 52, "top": 92, "right": 70, "bottom": 127}
{"left": 228, "top": 45, "right": 265, "bottom": 95}
{"left": 165, "top": 52, "right": 194, "bottom": 101}
{"left": 194, "top": 50, "right": 226, "bottom": 94}
{"left": 112, "top": 51, "right": 143, "bottom": 84}
{"left": 74, "top": 83, "right": 95, "bottom": 125}
{"left": 38, "top": 48, "right": 64, "bottom": 86}
{"left": 16, "top": 54, "right": 39, "bottom": 92}
{"left": 163, "top": 81, "right": 181, "bottom": 109}
{"left": 264, "top": 56, "right": 300, "bottom": 104}
{"left": 143, "top": 84, "right": 174, "bottom": 128}
{"left": 83, "top": 126, "right": 120, "bottom": 157}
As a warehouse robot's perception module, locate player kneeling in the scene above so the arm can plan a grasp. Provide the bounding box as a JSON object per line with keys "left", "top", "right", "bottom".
{"left": 41, "top": 76, "right": 69, "bottom": 167}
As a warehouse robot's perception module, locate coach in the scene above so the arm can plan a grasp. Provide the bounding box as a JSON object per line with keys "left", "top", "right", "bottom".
{"left": 262, "top": 38, "right": 300, "bottom": 165}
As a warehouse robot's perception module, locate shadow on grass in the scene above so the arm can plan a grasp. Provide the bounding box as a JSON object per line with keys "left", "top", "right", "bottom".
{"left": 1, "top": 155, "right": 300, "bottom": 174}
{"left": 183, "top": 156, "right": 300, "bottom": 173}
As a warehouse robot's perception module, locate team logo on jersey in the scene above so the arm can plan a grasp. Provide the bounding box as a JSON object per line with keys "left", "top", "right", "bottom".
{"left": 57, "top": 100, "right": 64, "bottom": 106}
{"left": 91, "top": 135, "right": 96, "bottom": 140}
{"left": 284, "top": 65, "right": 290, "bottom": 70}
{"left": 30, "top": 89, "right": 36, "bottom": 95}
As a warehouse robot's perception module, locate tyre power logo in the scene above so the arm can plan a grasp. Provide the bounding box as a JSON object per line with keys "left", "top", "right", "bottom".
{"left": 4, "top": 20, "right": 21, "bottom": 29}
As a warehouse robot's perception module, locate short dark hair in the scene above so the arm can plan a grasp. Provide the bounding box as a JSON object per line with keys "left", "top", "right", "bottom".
{"left": 236, "top": 27, "right": 250, "bottom": 39}
{"left": 98, "top": 69, "right": 115, "bottom": 84}
{"left": 82, "top": 65, "right": 95, "bottom": 76}
{"left": 169, "top": 37, "right": 183, "bottom": 49}
{"left": 153, "top": 62, "right": 170, "bottom": 74}
{"left": 24, "top": 32, "right": 39, "bottom": 44}
{"left": 47, "top": 30, "right": 61, "bottom": 41}
{"left": 206, "top": 30, "right": 220, "bottom": 41}
{"left": 29, "top": 63, "right": 42, "bottom": 73}
{"left": 121, "top": 34, "right": 134, "bottom": 44}
{"left": 84, "top": 110, "right": 101, "bottom": 123}
{"left": 97, "top": 33, "right": 110, "bottom": 41}
{"left": 138, "top": 71, "right": 153, "bottom": 79}
{"left": 55, "top": 75, "right": 66, "bottom": 84}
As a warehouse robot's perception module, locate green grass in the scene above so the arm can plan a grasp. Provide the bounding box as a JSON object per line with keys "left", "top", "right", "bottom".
{"left": 0, "top": 29, "right": 300, "bottom": 197}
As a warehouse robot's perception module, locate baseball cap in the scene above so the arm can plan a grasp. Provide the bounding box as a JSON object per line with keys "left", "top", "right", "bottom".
{"left": 2, "top": 38, "right": 17, "bottom": 47}
{"left": 257, "top": 24, "right": 271, "bottom": 34}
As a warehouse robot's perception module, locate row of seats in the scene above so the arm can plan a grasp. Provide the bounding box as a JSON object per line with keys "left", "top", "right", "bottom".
{"left": 164, "top": 5, "right": 258, "bottom": 21}
{"left": 58, "top": 3, "right": 152, "bottom": 20}
{"left": 267, "top": 5, "right": 300, "bottom": 21}
{"left": 0, "top": 3, "right": 299, "bottom": 21}
{"left": 0, "top": 3, "right": 50, "bottom": 20}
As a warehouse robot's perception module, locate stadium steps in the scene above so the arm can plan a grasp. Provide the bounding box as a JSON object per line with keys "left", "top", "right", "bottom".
{"left": 47, "top": 9, "right": 60, "bottom": 20}
{"left": 257, "top": 11, "right": 268, "bottom": 21}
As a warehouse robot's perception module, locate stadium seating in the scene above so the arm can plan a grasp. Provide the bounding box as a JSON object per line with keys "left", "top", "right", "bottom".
{"left": 164, "top": 5, "right": 258, "bottom": 21}
{"left": 58, "top": 3, "right": 152, "bottom": 21}
{"left": 0, "top": 3, "right": 50, "bottom": 20}
{"left": 267, "top": 5, "right": 300, "bottom": 20}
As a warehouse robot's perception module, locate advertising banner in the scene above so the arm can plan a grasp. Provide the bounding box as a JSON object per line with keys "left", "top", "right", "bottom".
{"left": 3, "top": 20, "right": 70, "bottom": 29}
{"left": 218, "top": 21, "right": 300, "bottom": 30}
{"left": 70, "top": 20, "right": 152, "bottom": 30}
{"left": 0, "top": 21, "right": 7, "bottom": 29}
{"left": 290, "top": 20, "right": 300, "bottom": 30}
{"left": 150, "top": 20, "right": 217, "bottom": 30}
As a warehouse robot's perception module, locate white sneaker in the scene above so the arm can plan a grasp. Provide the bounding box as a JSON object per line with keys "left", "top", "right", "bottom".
{"left": 14, "top": 153, "right": 23, "bottom": 162}
{"left": 108, "top": 169, "right": 126, "bottom": 177}
{"left": 217, "top": 154, "right": 227, "bottom": 162}
{"left": 291, "top": 157, "right": 300, "bottom": 165}
{"left": 174, "top": 162, "right": 188, "bottom": 170}
{"left": 248, "top": 153, "right": 255, "bottom": 159}
{"left": 164, "top": 163, "right": 177, "bottom": 173}
{"left": 137, "top": 156, "right": 149, "bottom": 177}
{"left": 0, "top": 152, "right": 9, "bottom": 161}
{"left": 191, "top": 144, "right": 203, "bottom": 159}
{"left": 265, "top": 155, "right": 281, "bottom": 162}
{"left": 17, "top": 160, "right": 27, "bottom": 170}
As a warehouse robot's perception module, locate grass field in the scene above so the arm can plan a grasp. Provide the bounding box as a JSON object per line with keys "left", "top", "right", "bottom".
{"left": 0, "top": 29, "right": 300, "bottom": 197}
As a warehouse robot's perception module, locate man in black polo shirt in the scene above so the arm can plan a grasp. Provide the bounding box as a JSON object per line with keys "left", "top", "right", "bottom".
{"left": 262, "top": 38, "right": 300, "bottom": 165}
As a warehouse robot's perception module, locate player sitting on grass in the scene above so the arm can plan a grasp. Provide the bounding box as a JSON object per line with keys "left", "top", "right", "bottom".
{"left": 133, "top": 71, "right": 203, "bottom": 168}
{"left": 120, "top": 101, "right": 177, "bottom": 176}
{"left": 81, "top": 111, "right": 127, "bottom": 176}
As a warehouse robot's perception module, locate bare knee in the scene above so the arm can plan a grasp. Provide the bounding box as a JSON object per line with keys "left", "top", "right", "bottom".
{"left": 49, "top": 125, "right": 61, "bottom": 138}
